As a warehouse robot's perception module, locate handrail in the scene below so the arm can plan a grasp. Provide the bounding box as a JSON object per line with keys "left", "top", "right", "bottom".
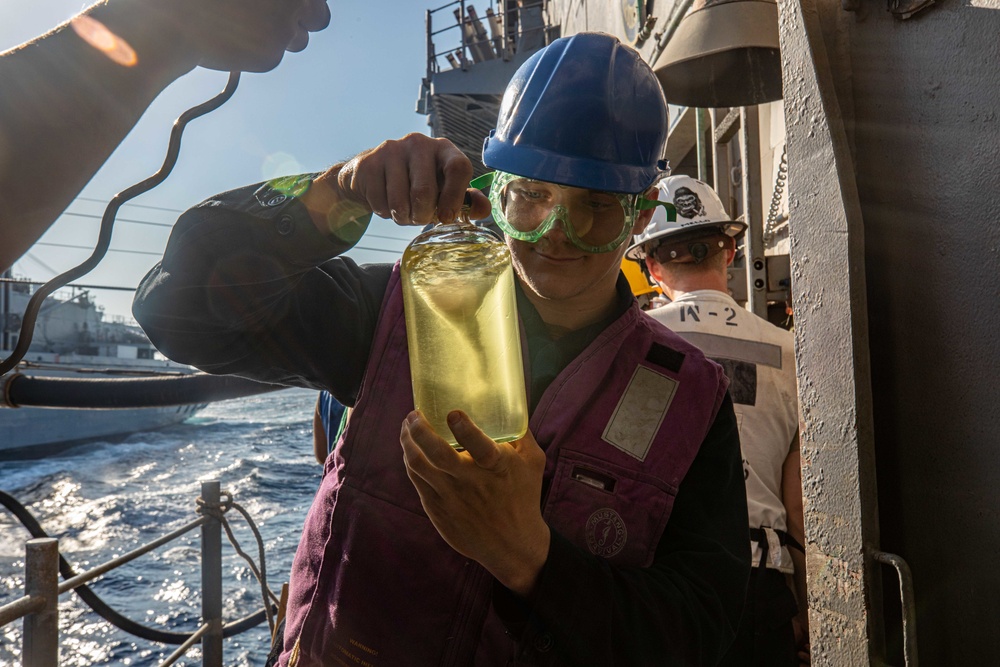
{"left": 57, "top": 516, "right": 207, "bottom": 594}
{"left": 425, "top": 0, "right": 553, "bottom": 74}
{"left": 1, "top": 480, "right": 274, "bottom": 667}
{"left": 160, "top": 621, "right": 217, "bottom": 667}
{"left": 0, "top": 593, "right": 45, "bottom": 627}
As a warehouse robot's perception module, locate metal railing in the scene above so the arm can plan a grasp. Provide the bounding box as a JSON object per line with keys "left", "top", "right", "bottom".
{"left": 0, "top": 480, "right": 268, "bottom": 667}
{"left": 425, "top": 0, "right": 549, "bottom": 75}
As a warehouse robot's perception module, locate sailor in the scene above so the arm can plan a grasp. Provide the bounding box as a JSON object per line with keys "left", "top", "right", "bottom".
{"left": 0, "top": 0, "right": 331, "bottom": 272}
{"left": 134, "top": 33, "right": 750, "bottom": 666}
{"left": 627, "top": 175, "right": 809, "bottom": 665}
{"left": 311, "top": 389, "right": 346, "bottom": 465}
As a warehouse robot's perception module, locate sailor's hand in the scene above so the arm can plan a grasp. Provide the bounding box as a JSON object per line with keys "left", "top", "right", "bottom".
{"left": 171, "top": 0, "right": 331, "bottom": 72}
{"left": 400, "top": 409, "right": 550, "bottom": 597}
{"left": 793, "top": 614, "right": 811, "bottom": 665}
{"left": 322, "top": 133, "right": 492, "bottom": 227}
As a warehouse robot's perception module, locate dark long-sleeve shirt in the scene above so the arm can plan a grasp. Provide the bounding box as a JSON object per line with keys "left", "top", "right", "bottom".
{"left": 133, "top": 179, "right": 750, "bottom": 666}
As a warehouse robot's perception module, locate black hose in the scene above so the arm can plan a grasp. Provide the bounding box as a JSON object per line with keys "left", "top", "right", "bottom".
{"left": 4, "top": 372, "right": 283, "bottom": 409}
{"left": 0, "top": 489, "right": 269, "bottom": 644}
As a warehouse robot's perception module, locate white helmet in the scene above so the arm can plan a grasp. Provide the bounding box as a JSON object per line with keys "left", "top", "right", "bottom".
{"left": 625, "top": 175, "right": 746, "bottom": 260}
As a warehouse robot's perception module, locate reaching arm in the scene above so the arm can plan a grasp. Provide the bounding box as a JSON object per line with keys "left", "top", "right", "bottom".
{"left": 132, "top": 134, "right": 490, "bottom": 396}
{"left": 313, "top": 395, "right": 328, "bottom": 464}
{"left": 0, "top": 0, "right": 331, "bottom": 272}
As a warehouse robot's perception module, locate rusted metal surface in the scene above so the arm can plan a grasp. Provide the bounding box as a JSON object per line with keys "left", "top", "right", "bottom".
{"left": 23, "top": 538, "right": 59, "bottom": 667}
{"left": 777, "top": 0, "right": 884, "bottom": 662}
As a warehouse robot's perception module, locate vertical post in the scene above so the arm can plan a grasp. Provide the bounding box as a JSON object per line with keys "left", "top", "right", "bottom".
{"left": 201, "top": 481, "right": 223, "bottom": 667}
{"left": 23, "top": 537, "right": 59, "bottom": 667}
{"left": 740, "top": 105, "right": 767, "bottom": 318}
{"left": 460, "top": 0, "right": 468, "bottom": 65}
{"left": 778, "top": 0, "right": 884, "bottom": 661}
{"left": 1, "top": 269, "right": 10, "bottom": 351}
{"left": 426, "top": 9, "right": 434, "bottom": 75}
{"left": 695, "top": 108, "right": 709, "bottom": 183}
{"left": 710, "top": 109, "right": 735, "bottom": 216}
{"left": 499, "top": 0, "right": 511, "bottom": 58}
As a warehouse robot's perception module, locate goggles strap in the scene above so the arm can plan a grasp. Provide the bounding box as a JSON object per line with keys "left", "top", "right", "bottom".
{"left": 651, "top": 234, "right": 732, "bottom": 265}
{"left": 637, "top": 199, "right": 676, "bottom": 221}
{"left": 470, "top": 171, "right": 496, "bottom": 191}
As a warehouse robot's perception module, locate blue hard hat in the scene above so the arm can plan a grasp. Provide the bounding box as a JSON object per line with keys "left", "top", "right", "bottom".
{"left": 482, "top": 32, "right": 669, "bottom": 194}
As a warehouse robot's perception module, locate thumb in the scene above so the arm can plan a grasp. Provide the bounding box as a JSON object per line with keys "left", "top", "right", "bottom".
{"left": 447, "top": 411, "right": 503, "bottom": 470}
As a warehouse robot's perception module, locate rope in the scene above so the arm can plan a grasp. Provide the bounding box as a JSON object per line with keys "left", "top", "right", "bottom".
{"left": 197, "top": 491, "right": 280, "bottom": 635}
{"left": 0, "top": 488, "right": 269, "bottom": 644}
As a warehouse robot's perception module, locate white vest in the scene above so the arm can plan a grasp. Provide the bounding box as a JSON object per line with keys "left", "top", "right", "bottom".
{"left": 647, "top": 290, "right": 799, "bottom": 572}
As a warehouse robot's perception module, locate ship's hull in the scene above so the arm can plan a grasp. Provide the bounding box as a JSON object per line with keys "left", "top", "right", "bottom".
{"left": 0, "top": 401, "right": 205, "bottom": 453}
{"left": 0, "top": 353, "right": 208, "bottom": 455}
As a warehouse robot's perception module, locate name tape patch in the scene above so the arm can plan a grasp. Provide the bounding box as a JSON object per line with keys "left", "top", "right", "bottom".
{"left": 601, "top": 366, "right": 678, "bottom": 461}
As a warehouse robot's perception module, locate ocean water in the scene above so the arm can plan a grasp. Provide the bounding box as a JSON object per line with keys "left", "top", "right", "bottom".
{"left": 0, "top": 388, "right": 323, "bottom": 666}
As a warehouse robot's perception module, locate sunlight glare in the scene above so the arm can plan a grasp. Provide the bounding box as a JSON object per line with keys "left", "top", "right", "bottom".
{"left": 70, "top": 15, "right": 138, "bottom": 67}
{"left": 262, "top": 152, "right": 304, "bottom": 181}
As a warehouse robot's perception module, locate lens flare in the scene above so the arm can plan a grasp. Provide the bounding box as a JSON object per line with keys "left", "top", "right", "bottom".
{"left": 262, "top": 152, "right": 304, "bottom": 181}
{"left": 70, "top": 15, "right": 138, "bottom": 67}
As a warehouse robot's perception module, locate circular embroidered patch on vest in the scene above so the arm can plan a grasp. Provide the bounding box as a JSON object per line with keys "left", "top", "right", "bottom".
{"left": 585, "top": 508, "right": 628, "bottom": 558}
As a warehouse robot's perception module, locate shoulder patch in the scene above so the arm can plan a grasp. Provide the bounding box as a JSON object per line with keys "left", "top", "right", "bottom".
{"left": 646, "top": 342, "right": 685, "bottom": 373}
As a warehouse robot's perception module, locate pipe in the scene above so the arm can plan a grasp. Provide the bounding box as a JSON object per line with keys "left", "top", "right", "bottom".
{"left": 650, "top": 0, "right": 696, "bottom": 65}
{"left": 2, "top": 372, "right": 283, "bottom": 409}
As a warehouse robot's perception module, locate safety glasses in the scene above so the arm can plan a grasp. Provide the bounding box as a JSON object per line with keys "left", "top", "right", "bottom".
{"left": 471, "top": 171, "right": 674, "bottom": 254}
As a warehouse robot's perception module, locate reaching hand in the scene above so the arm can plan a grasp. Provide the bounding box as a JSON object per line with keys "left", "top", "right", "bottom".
{"left": 170, "top": 0, "right": 332, "bottom": 72}
{"left": 793, "top": 614, "right": 811, "bottom": 665}
{"left": 331, "top": 133, "right": 492, "bottom": 227}
{"left": 399, "top": 409, "right": 550, "bottom": 597}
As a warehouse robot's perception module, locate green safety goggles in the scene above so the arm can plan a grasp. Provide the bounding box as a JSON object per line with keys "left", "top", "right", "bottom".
{"left": 470, "top": 171, "right": 675, "bottom": 254}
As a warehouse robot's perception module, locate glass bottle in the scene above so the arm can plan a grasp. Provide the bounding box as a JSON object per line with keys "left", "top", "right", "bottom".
{"left": 401, "top": 215, "right": 527, "bottom": 448}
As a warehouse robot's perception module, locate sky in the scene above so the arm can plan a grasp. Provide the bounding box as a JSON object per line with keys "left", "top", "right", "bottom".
{"left": 1, "top": 1, "right": 473, "bottom": 321}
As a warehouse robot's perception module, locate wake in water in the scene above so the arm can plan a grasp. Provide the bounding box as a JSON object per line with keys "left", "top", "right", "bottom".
{"left": 0, "top": 388, "right": 323, "bottom": 666}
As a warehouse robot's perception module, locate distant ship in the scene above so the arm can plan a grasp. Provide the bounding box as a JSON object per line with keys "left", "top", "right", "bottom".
{"left": 0, "top": 274, "right": 207, "bottom": 454}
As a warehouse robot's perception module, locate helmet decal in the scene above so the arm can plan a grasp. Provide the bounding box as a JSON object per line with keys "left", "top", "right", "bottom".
{"left": 673, "top": 187, "right": 706, "bottom": 219}
{"left": 624, "top": 175, "right": 747, "bottom": 261}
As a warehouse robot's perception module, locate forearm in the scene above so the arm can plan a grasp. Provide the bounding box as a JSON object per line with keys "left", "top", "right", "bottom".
{"left": 782, "top": 434, "right": 808, "bottom": 618}
{"left": 0, "top": 0, "right": 199, "bottom": 271}
{"left": 132, "top": 177, "right": 386, "bottom": 398}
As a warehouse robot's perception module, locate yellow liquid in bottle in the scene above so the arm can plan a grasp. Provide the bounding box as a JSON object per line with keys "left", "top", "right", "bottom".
{"left": 401, "top": 235, "right": 528, "bottom": 448}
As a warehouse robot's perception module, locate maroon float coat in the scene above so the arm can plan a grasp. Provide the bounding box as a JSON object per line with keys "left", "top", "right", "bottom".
{"left": 278, "top": 266, "right": 729, "bottom": 667}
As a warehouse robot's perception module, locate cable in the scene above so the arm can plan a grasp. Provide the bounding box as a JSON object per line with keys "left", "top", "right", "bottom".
{"left": 60, "top": 211, "right": 174, "bottom": 228}
{"left": 32, "top": 239, "right": 403, "bottom": 258}
{"left": 33, "top": 241, "right": 165, "bottom": 257}
{"left": 0, "top": 278, "right": 137, "bottom": 292}
{"left": 0, "top": 72, "right": 241, "bottom": 377}
{"left": 74, "top": 195, "right": 185, "bottom": 214}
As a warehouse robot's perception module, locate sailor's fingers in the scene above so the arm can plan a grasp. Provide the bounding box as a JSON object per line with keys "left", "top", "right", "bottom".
{"left": 337, "top": 134, "right": 473, "bottom": 226}
{"left": 400, "top": 411, "right": 461, "bottom": 480}
{"left": 465, "top": 189, "right": 492, "bottom": 221}
{"left": 446, "top": 411, "right": 504, "bottom": 471}
{"left": 187, "top": 0, "right": 331, "bottom": 72}
{"left": 432, "top": 144, "right": 475, "bottom": 224}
